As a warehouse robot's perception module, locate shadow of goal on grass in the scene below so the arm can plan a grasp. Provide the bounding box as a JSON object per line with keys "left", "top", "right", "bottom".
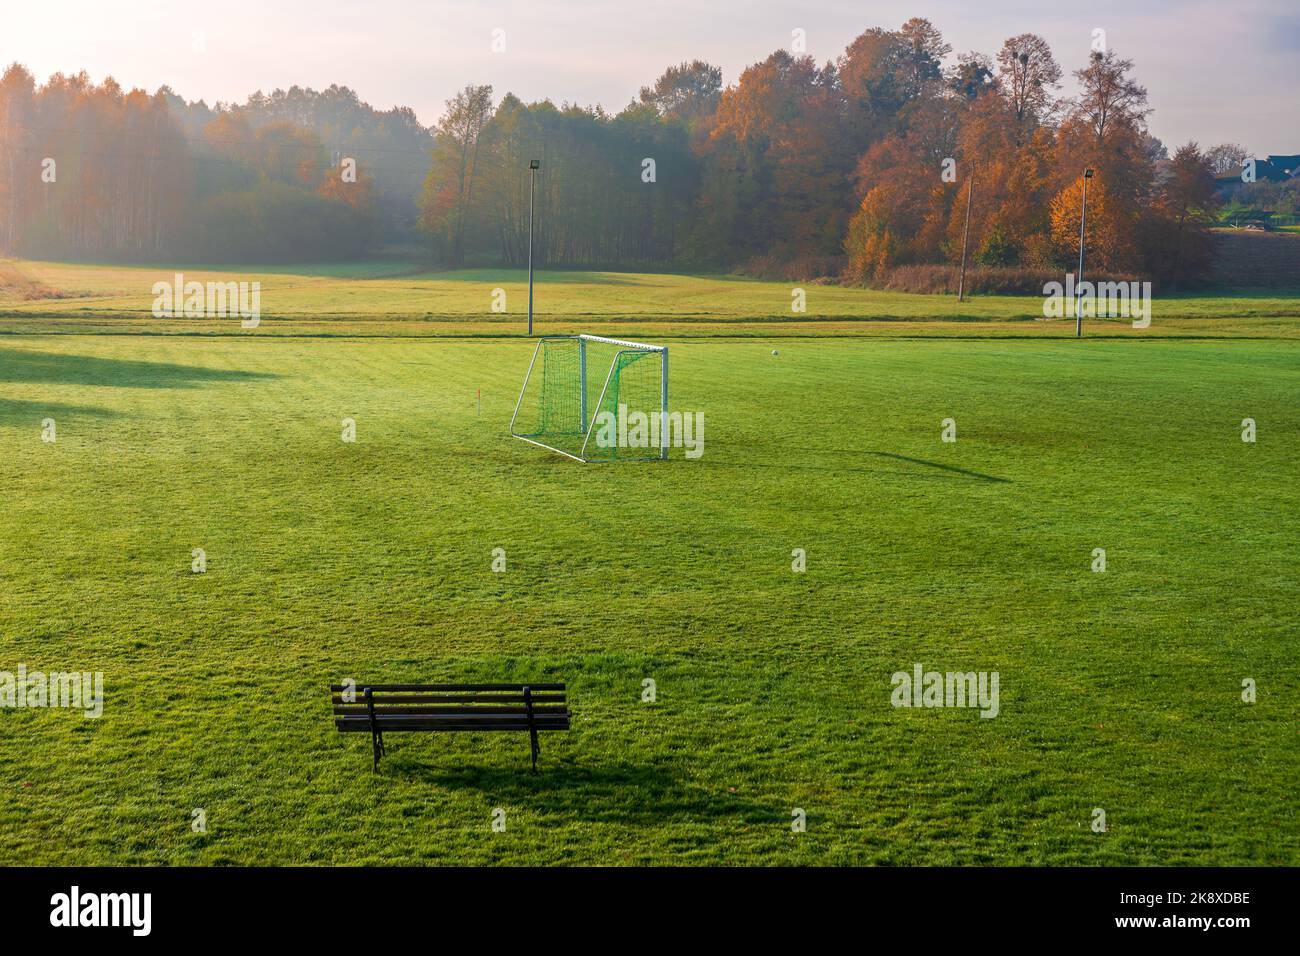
{"left": 0, "top": 397, "right": 121, "bottom": 427}
{"left": 0, "top": 348, "right": 279, "bottom": 389}
{"left": 713, "top": 448, "right": 1011, "bottom": 483}
{"left": 867, "top": 451, "right": 1011, "bottom": 484}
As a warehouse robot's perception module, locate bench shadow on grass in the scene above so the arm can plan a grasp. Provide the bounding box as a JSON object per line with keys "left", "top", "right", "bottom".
{"left": 389, "top": 759, "right": 775, "bottom": 825}
{"left": 0, "top": 349, "right": 278, "bottom": 389}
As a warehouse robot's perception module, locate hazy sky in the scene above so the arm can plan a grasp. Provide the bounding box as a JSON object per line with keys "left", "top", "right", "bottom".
{"left": 6, "top": 0, "right": 1297, "bottom": 153}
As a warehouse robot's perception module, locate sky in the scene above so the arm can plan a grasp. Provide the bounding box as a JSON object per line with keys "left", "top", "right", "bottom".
{"left": 5, "top": 0, "right": 1298, "bottom": 154}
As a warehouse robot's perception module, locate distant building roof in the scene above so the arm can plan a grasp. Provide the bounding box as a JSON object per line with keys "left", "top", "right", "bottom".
{"left": 1265, "top": 155, "right": 1300, "bottom": 177}
{"left": 1215, "top": 156, "right": 1299, "bottom": 191}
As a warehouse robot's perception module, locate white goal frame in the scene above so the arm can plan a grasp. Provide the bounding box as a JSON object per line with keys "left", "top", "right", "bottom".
{"left": 510, "top": 334, "right": 668, "bottom": 462}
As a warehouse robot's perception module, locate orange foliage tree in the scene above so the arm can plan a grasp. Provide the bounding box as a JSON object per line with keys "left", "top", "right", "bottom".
{"left": 1048, "top": 173, "right": 1138, "bottom": 273}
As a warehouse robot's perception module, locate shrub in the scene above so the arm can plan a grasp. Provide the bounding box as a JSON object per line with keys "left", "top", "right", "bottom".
{"left": 974, "top": 223, "right": 1018, "bottom": 267}
{"left": 734, "top": 254, "right": 846, "bottom": 281}
{"left": 873, "top": 264, "right": 1146, "bottom": 295}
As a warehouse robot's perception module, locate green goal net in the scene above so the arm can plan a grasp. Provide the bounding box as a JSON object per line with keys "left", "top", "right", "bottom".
{"left": 511, "top": 334, "right": 668, "bottom": 462}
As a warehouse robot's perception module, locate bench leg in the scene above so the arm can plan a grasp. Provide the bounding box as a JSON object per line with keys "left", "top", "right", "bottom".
{"left": 523, "top": 685, "right": 539, "bottom": 773}
{"left": 365, "top": 687, "right": 384, "bottom": 772}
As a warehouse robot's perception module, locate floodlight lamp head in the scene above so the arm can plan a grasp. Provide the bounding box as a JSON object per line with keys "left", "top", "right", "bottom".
{"left": 1084, "top": 168, "right": 1094, "bottom": 178}
{"left": 529, "top": 159, "right": 540, "bottom": 170}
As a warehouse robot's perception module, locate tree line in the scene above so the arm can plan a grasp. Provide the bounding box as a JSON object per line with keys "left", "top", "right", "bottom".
{"left": 0, "top": 67, "right": 428, "bottom": 261}
{"left": 2, "top": 19, "right": 1230, "bottom": 286}
{"left": 421, "top": 19, "right": 1226, "bottom": 287}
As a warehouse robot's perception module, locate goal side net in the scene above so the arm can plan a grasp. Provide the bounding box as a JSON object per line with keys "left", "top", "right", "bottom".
{"left": 510, "top": 334, "right": 668, "bottom": 462}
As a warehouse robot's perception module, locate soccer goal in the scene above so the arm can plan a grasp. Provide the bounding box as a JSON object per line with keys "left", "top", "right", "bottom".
{"left": 510, "top": 334, "right": 668, "bottom": 462}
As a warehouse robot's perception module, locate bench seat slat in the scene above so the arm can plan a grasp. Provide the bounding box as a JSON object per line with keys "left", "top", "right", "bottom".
{"left": 335, "top": 718, "right": 570, "bottom": 732}
{"left": 338, "top": 717, "right": 572, "bottom": 723}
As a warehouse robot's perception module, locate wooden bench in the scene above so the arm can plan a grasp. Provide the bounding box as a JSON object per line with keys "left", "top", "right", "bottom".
{"left": 330, "top": 683, "right": 569, "bottom": 772}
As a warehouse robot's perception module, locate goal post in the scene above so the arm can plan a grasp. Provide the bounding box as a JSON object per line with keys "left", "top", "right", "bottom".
{"left": 510, "top": 334, "right": 668, "bottom": 462}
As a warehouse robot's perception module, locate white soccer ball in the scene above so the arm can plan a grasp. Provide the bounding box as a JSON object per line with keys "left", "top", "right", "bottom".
{"left": 772, "top": 349, "right": 780, "bottom": 356}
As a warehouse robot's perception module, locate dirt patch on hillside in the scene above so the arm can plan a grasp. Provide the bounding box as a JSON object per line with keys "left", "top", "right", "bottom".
{"left": 1210, "top": 231, "right": 1300, "bottom": 288}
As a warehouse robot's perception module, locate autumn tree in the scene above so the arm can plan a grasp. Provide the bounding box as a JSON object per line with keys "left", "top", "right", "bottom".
{"left": 254, "top": 122, "right": 325, "bottom": 188}
{"left": 896, "top": 18, "right": 952, "bottom": 100}
{"left": 1139, "top": 142, "right": 1220, "bottom": 284}
{"left": 421, "top": 84, "right": 494, "bottom": 264}
{"left": 995, "top": 34, "right": 1061, "bottom": 131}
{"left": 1058, "top": 49, "right": 1152, "bottom": 211}
{"left": 838, "top": 28, "right": 910, "bottom": 142}
{"left": 1049, "top": 173, "right": 1137, "bottom": 273}
{"left": 700, "top": 50, "right": 852, "bottom": 262}
{"left": 1069, "top": 49, "right": 1149, "bottom": 145}
{"left": 638, "top": 61, "right": 722, "bottom": 129}
{"left": 0, "top": 63, "right": 37, "bottom": 254}
{"left": 1205, "top": 142, "right": 1248, "bottom": 176}
{"left": 948, "top": 53, "right": 994, "bottom": 101}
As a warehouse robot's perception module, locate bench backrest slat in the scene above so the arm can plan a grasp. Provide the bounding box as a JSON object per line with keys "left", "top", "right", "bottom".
{"left": 331, "top": 693, "right": 565, "bottom": 706}
{"left": 329, "top": 683, "right": 567, "bottom": 718}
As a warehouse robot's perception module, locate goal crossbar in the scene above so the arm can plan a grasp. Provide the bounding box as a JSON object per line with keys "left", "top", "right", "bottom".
{"left": 578, "top": 334, "right": 665, "bottom": 352}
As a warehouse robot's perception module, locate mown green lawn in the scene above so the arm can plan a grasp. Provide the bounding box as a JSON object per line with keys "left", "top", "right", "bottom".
{"left": 0, "top": 330, "right": 1295, "bottom": 864}
{"left": 3, "top": 260, "right": 1299, "bottom": 338}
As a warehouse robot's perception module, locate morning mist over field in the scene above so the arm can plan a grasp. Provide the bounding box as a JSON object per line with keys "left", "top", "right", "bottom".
{"left": 6, "top": 0, "right": 1298, "bottom": 150}
{"left": 4, "top": 2, "right": 1297, "bottom": 289}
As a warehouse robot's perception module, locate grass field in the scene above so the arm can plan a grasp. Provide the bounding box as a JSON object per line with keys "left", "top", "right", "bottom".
{"left": 3, "top": 259, "right": 1299, "bottom": 338}
{"left": 1, "top": 261, "right": 1297, "bottom": 865}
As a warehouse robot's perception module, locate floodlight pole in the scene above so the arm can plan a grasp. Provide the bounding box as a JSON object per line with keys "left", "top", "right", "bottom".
{"left": 527, "top": 159, "right": 540, "bottom": 336}
{"left": 957, "top": 167, "right": 975, "bottom": 303}
{"left": 1076, "top": 168, "right": 1093, "bottom": 338}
